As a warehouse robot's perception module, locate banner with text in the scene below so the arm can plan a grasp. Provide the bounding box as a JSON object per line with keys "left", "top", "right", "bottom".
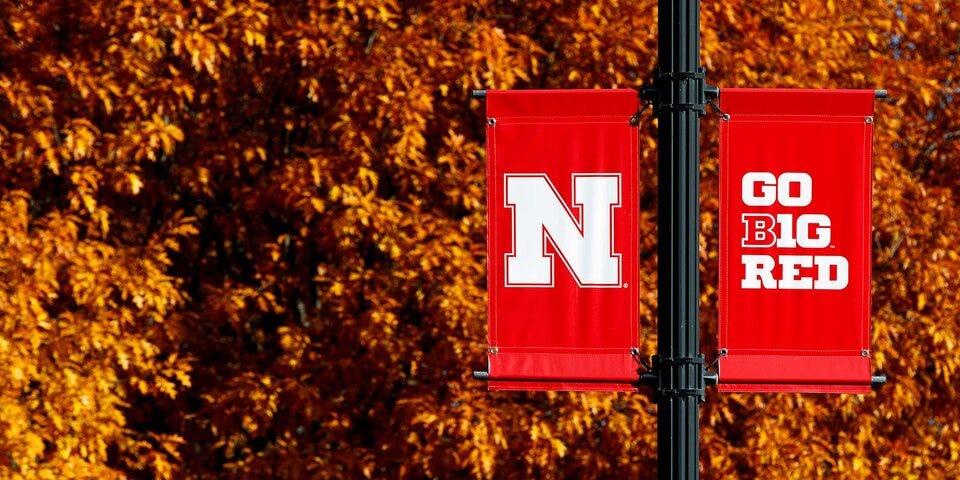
{"left": 718, "top": 88, "right": 875, "bottom": 393}
{"left": 485, "top": 89, "right": 640, "bottom": 391}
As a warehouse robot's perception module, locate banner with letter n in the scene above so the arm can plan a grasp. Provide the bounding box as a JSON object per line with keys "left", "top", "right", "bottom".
{"left": 484, "top": 89, "right": 640, "bottom": 391}
{"left": 718, "top": 88, "right": 875, "bottom": 393}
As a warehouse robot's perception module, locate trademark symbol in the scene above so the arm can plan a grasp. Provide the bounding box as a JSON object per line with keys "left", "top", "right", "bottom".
{"left": 623, "top": 283, "right": 629, "bottom": 288}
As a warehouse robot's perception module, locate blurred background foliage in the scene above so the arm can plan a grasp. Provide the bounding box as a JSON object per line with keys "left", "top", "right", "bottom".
{"left": 0, "top": 0, "right": 958, "bottom": 478}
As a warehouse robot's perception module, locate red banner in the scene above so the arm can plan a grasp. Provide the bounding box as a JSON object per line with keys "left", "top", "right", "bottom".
{"left": 718, "top": 89, "right": 875, "bottom": 393}
{"left": 484, "top": 89, "right": 640, "bottom": 391}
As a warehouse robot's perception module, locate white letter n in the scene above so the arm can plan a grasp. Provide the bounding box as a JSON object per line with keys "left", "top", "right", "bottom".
{"left": 504, "top": 174, "right": 621, "bottom": 287}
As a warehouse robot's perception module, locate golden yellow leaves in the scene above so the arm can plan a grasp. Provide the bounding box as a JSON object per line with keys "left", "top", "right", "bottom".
{"left": 0, "top": 75, "right": 56, "bottom": 120}
{"left": 230, "top": 1, "right": 271, "bottom": 52}
{"left": 172, "top": 29, "right": 231, "bottom": 77}
{"left": 2, "top": 0, "right": 959, "bottom": 478}
{"left": 53, "top": 59, "right": 124, "bottom": 114}
{"left": 0, "top": 176, "right": 197, "bottom": 476}
{"left": 468, "top": 25, "right": 538, "bottom": 90}
{"left": 435, "top": 130, "right": 487, "bottom": 214}
{"left": 131, "top": 114, "right": 185, "bottom": 160}
{"left": 19, "top": 119, "right": 102, "bottom": 176}
{"left": 411, "top": 400, "right": 509, "bottom": 479}
{"left": 129, "top": 30, "right": 168, "bottom": 63}
{"left": 3, "top": 317, "right": 133, "bottom": 475}
{"left": 59, "top": 120, "right": 100, "bottom": 162}
{"left": 163, "top": 0, "right": 273, "bottom": 76}
{"left": 918, "top": 79, "right": 942, "bottom": 107}
{"left": 277, "top": 326, "right": 311, "bottom": 369}
{"left": 357, "top": 166, "right": 379, "bottom": 191}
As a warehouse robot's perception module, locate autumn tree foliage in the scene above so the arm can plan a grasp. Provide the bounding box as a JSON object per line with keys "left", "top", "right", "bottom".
{"left": 0, "top": 0, "right": 958, "bottom": 478}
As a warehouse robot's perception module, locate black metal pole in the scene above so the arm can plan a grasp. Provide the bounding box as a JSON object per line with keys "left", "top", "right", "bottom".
{"left": 652, "top": 1, "right": 704, "bottom": 478}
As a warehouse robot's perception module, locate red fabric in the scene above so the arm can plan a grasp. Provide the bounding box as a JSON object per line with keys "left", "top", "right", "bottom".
{"left": 718, "top": 384, "right": 870, "bottom": 394}
{"left": 717, "top": 88, "right": 875, "bottom": 394}
{"left": 485, "top": 89, "right": 640, "bottom": 391}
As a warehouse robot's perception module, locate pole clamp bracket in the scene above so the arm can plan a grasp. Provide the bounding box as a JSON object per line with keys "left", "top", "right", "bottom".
{"left": 643, "top": 67, "right": 709, "bottom": 117}
{"left": 648, "top": 354, "right": 709, "bottom": 403}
